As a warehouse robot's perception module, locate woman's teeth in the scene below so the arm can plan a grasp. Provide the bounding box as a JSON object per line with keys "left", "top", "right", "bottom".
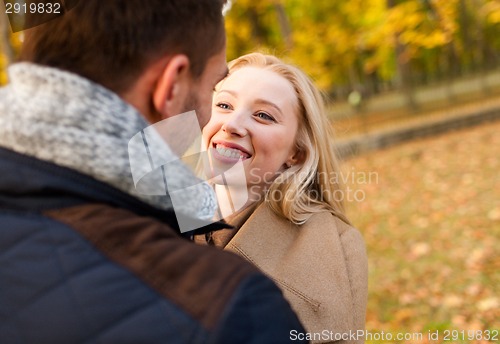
{"left": 215, "top": 145, "right": 248, "bottom": 159}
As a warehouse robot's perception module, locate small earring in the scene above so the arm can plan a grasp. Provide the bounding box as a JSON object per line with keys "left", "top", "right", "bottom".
{"left": 285, "top": 162, "right": 293, "bottom": 169}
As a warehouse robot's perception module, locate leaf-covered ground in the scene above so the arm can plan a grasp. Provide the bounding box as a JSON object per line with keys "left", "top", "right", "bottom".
{"left": 342, "top": 121, "right": 499, "bottom": 343}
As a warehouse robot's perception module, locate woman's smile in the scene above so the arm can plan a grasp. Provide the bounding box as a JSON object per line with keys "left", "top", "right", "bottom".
{"left": 211, "top": 141, "right": 252, "bottom": 163}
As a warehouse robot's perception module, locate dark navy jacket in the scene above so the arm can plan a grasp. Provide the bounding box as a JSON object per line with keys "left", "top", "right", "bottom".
{"left": 0, "top": 147, "right": 307, "bottom": 344}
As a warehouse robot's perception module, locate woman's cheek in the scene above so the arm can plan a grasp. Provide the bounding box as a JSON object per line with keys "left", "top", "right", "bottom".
{"left": 202, "top": 122, "right": 219, "bottom": 143}
{"left": 206, "top": 114, "right": 224, "bottom": 134}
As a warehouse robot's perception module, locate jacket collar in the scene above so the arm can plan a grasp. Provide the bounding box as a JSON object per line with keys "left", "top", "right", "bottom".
{"left": 0, "top": 147, "right": 230, "bottom": 237}
{"left": 0, "top": 63, "right": 217, "bottom": 222}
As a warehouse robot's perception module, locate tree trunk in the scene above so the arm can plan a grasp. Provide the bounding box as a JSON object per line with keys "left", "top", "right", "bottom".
{"left": 0, "top": 4, "right": 14, "bottom": 65}
{"left": 387, "top": 0, "right": 418, "bottom": 111}
{"left": 458, "top": 0, "right": 472, "bottom": 73}
{"left": 248, "top": 7, "right": 266, "bottom": 45}
{"left": 274, "top": 2, "right": 292, "bottom": 49}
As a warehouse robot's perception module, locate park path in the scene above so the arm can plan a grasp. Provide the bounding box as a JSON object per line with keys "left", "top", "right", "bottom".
{"left": 335, "top": 93, "right": 500, "bottom": 158}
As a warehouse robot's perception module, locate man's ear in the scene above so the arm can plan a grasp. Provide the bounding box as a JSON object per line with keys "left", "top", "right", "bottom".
{"left": 152, "top": 54, "right": 191, "bottom": 120}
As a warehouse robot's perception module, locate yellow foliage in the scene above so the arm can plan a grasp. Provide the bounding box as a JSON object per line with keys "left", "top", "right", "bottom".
{"left": 1, "top": 0, "right": 497, "bottom": 91}
{"left": 0, "top": 53, "right": 7, "bottom": 85}
{"left": 1, "top": 22, "right": 23, "bottom": 85}
{"left": 481, "top": 0, "right": 500, "bottom": 24}
{"left": 11, "top": 32, "right": 24, "bottom": 51}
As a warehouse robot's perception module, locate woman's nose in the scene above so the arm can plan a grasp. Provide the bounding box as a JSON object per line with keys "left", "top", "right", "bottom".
{"left": 222, "top": 111, "right": 248, "bottom": 137}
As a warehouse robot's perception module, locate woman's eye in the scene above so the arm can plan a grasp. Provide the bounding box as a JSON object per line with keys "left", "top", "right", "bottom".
{"left": 216, "top": 102, "right": 231, "bottom": 110}
{"left": 255, "top": 112, "right": 276, "bottom": 122}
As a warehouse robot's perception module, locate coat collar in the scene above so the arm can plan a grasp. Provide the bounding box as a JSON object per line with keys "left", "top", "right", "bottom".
{"left": 205, "top": 201, "right": 260, "bottom": 247}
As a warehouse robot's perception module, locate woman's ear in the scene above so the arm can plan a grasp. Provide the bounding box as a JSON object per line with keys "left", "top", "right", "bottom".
{"left": 285, "top": 147, "right": 305, "bottom": 168}
{"left": 152, "top": 54, "right": 191, "bottom": 120}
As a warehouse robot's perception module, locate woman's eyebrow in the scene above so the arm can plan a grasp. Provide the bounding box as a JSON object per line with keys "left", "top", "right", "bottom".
{"left": 217, "top": 90, "right": 284, "bottom": 117}
{"left": 254, "top": 99, "right": 283, "bottom": 116}
{"left": 217, "top": 89, "right": 237, "bottom": 97}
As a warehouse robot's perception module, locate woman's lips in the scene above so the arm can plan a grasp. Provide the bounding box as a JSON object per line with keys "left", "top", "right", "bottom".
{"left": 211, "top": 142, "right": 251, "bottom": 163}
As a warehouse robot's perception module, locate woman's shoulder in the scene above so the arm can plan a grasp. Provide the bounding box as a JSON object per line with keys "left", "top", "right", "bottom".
{"left": 250, "top": 203, "right": 366, "bottom": 249}
{"left": 305, "top": 211, "right": 365, "bottom": 244}
{"left": 254, "top": 208, "right": 368, "bottom": 338}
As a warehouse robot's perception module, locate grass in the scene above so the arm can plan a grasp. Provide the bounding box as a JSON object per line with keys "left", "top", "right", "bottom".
{"left": 342, "top": 121, "right": 500, "bottom": 343}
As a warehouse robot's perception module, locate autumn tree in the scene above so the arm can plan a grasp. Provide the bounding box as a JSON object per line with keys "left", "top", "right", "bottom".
{"left": 224, "top": 0, "right": 500, "bottom": 104}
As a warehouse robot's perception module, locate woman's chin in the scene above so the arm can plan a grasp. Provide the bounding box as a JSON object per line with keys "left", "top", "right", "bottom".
{"left": 209, "top": 174, "right": 249, "bottom": 188}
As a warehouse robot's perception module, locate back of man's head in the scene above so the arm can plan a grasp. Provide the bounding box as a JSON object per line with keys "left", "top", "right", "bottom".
{"left": 20, "top": 0, "right": 226, "bottom": 94}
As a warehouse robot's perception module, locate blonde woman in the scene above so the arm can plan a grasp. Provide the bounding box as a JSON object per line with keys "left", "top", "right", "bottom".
{"left": 196, "top": 53, "right": 368, "bottom": 343}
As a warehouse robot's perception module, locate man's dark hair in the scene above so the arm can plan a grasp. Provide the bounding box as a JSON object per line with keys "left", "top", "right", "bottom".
{"left": 20, "top": 0, "right": 226, "bottom": 93}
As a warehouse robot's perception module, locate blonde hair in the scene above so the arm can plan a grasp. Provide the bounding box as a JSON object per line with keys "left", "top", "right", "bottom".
{"left": 227, "top": 53, "right": 351, "bottom": 225}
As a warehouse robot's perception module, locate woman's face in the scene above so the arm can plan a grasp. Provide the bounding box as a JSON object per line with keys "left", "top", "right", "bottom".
{"left": 203, "top": 66, "right": 300, "bottom": 190}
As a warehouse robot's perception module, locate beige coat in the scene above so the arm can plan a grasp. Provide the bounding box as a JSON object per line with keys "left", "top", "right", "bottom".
{"left": 198, "top": 203, "right": 368, "bottom": 343}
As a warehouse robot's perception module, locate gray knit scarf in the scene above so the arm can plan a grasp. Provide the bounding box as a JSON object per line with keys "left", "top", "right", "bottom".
{"left": 0, "top": 63, "right": 216, "bottom": 225}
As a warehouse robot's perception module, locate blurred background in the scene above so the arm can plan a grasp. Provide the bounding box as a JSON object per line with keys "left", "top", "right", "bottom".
{"left": 222, "top": 0, "right": 500, "bottom": 134}
{"left": 1, "top": 0, "right": 499, "bottom": 342}
{"left": 225, "top": 2, "right": 500, "bottom": 342}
